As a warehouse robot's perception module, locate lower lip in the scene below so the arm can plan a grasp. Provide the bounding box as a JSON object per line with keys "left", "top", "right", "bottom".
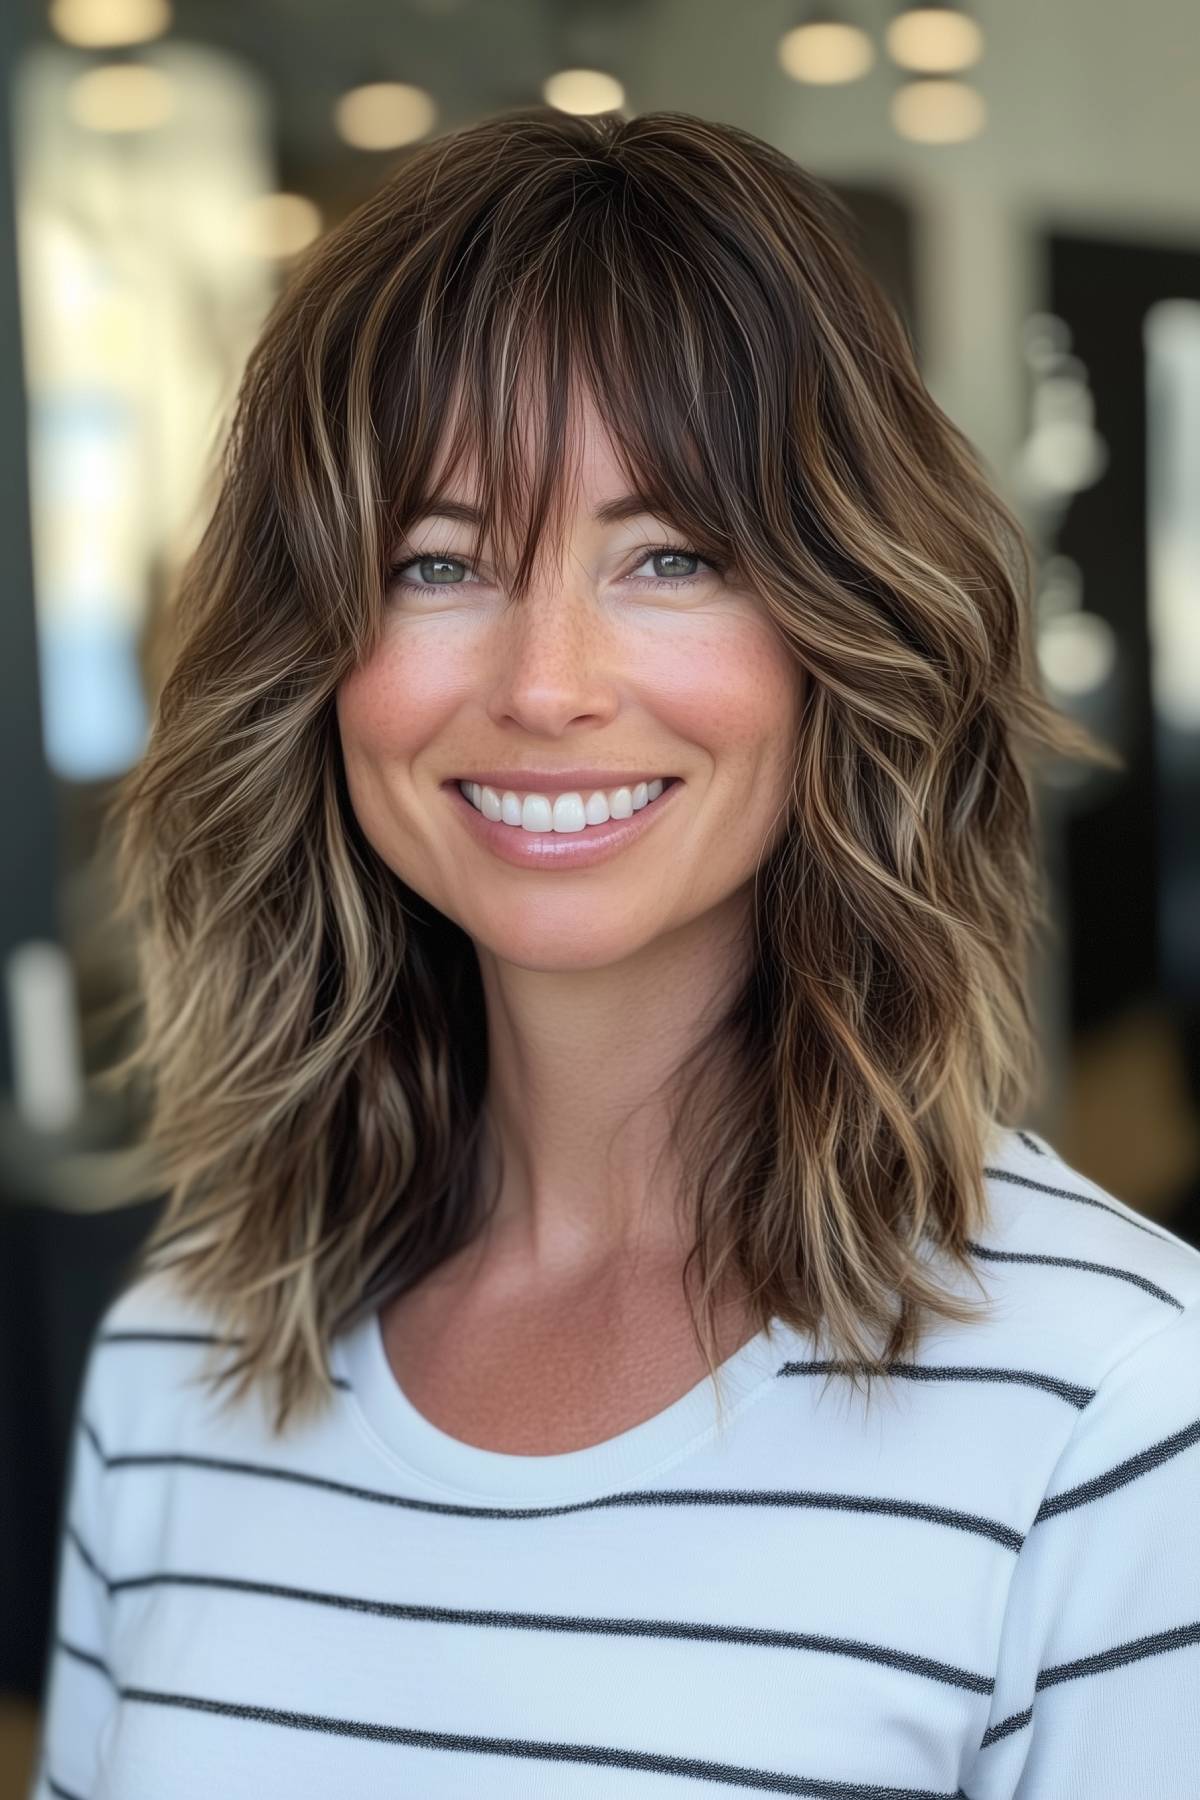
{"left": 443, "top": 778, "right": 684, "bottom": 869}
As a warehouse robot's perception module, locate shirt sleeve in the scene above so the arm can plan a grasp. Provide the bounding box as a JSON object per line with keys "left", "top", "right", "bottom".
{"left": 27, "top": 1329, "right": 119, "bottom": 1800}
{"left": 967, "top": 1295, "right": 1200, "bottom": 1799}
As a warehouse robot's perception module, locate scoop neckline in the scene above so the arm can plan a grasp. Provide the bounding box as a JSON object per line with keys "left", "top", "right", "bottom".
{"left": 334, "top": 1302, "right": 798, "bottom": 1505}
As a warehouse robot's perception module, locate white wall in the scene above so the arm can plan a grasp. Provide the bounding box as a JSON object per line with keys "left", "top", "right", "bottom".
{"left": 628, "top": 0, "right": 1200, "bottom": 489}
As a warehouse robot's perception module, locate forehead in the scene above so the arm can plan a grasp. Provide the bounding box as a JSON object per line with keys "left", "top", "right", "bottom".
{"left": 425, "top": 381, "right": 629, "bottom": 513}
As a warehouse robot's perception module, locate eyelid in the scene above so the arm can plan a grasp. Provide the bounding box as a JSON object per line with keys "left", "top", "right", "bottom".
{"left": 387, "top": 541, "right": 720, "bottom": 589}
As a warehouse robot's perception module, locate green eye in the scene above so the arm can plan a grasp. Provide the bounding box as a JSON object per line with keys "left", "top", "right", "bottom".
{"left": 386, "top": 541, "right": 721, "bottom": 594}
{"left": 388, "top": 554, "right": 473, "bottom": 589}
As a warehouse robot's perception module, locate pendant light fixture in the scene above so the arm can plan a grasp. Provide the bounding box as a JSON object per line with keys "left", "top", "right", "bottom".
{"left": 777, "top": 4, "right": 875, "bottom": 86}
{"left": 886, "top": 2, "right": 986, "bottom": 142}
{"left": 885, "top": 1, "right": 984, "bottom": 73}
{"left": 66, "top": 50, "right": 175, "bottom": 133}
{"left": 49, "top": 0, "right": 170, "bottom": 49}
{"left": 334, "top": 78, "right": 437, "bottom": 151}
{"left": 542, "top": 69, "right": 626, "bottom": 115}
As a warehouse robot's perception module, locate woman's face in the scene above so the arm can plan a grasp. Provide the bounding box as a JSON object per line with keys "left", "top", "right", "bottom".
{"left": 336, "top": 393, "right": 803, "bottom": 973}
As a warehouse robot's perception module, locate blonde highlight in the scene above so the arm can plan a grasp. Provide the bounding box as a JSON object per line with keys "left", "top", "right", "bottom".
{"left": 98, "top": 107, "right": 1112, "bottom": 1437}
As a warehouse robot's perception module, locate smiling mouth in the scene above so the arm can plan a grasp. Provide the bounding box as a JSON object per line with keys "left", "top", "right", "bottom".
{"left": 453, "top": 776, "right": 681, "bottom": 832}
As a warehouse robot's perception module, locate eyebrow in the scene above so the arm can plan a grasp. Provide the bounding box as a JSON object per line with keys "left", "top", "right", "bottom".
{"left": 405, "top": 491, "right": 664, "bottom": 528}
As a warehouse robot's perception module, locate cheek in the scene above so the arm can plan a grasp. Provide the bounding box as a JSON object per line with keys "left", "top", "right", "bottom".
{"left": 334, "top": 645, "right": 451, "bottom": 857}
{"left": 334, "top": 615, "right": 802, "bottom": 841}
{"left": 657, "top": 622, "right": 802, "bottom": 785}
{"left": 336, "top": 634, "right": 462, "bottom": 771}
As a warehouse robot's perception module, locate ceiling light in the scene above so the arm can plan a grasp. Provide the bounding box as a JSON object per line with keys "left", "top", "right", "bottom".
{"left": 890, "top": 75, "right": 985, "bottom": 143}
{"left": 334, "top": 82, "right": 437, "bottom": 151}
{"left": 886, "top": 2, "right": 983, "bottom": 73}
{"left": 777, "top": 7, "right": 874, "bottom": 85}
{"left": 49, "top": 0, "right": 170, "bottom": 49}
{"left": 542, "top": 69, "right": 625, "bottom": 114}
{"left": 237, "top": 193, "right": 322, "bottom": 260}
{"left": 1038, "top": 612, "right": 1118, "bottom": 699}
{"left": 66, "top": 60, "right": 174, "bottom": 132}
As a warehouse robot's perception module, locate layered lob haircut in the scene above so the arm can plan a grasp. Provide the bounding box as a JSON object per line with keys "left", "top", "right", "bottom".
{"left": 104, "top": 107, "right": 1105, "bottom": 1433}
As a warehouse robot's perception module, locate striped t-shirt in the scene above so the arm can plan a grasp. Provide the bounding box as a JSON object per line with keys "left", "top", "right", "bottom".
{"left": 29, "top": 1126, "right": 1200, "bottom": 1798}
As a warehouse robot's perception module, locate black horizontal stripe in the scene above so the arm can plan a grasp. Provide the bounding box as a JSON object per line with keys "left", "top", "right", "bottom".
{"left": 1038, "top": 1618, "right": 1200, "bottom": 1687}
{"left": 983, "top": 1168, "right": 1179, "bottom": 1244}
{"left": 58, "top": 1633, "right": 116, "bottom": 1686}
{"left": 96, "top": 1329, "right": 351, "bottom": 1390}
{"left": 66, "top": 1519, "right": 107, "bottom": 1585}
{"left": 965, "top": 1241, "right": 1184, "bottom": 1309}
{"left": 1034, "top": 1416, "right": 1200, "bottom": 1522}
{"left": 79, "top": 1413, "right": 105, "bottom": 1461}
{"left": 783, "top": 1361, "right": 1095, "bottom": 1410}
{"left": 99, "top": 1329, "right": 235, "bottom": 1346}
{"left": 46, "top": 1776, "right": 87, "bottom": 1800}
{"left": 977, "top": 1704, "right": 1032, "bottom": 1749}
{"left": 975, "top": 1621, "right": 1200, "bottom": 1751}
{"left": 95, "top": 1564, "right": 993, "bottom": 1695}
{"left": 77, "top": 1421, "right": 1025, "bottom": 1548}
{"left": 1015, "top": 1130, "right": 1045, "bottom": 1157}
{"left": 115, "top": 1685, "right": 970, "bottom": 1797}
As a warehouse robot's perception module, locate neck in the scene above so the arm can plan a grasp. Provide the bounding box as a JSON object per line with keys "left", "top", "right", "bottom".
{"left": 470, "top": 887, "right": 754, "bottom": 1283}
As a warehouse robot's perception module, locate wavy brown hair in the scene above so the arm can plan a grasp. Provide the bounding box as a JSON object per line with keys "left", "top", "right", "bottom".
{"left": 102, "top": 105, "right": 1106, "bottom": 1436}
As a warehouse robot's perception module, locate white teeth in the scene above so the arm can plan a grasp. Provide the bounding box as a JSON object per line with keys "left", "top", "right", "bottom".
{"left": 460, "top": 777, "right": 668, "bottom": 831}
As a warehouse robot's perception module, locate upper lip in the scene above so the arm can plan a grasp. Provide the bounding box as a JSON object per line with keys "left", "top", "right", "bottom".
{"left": 448, "top": 770, "right": 679, "bottom": 795}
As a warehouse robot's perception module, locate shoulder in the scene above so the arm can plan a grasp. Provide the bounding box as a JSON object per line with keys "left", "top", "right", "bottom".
{"left": 962, "top": 1140, "right": 1200, "bottom": 1791}
{"left": 78, "top": 1266, "right": 234, "bottom": 1451}
{"left": 95, "top": 1263, "right": 226, "bottom": 1338}
{"left": 969, "top": 1124, "right": 1200, "bottom": 1396}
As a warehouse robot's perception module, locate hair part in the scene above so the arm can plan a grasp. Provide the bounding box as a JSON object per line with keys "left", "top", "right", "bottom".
{"left": 100, "top": 106, "right": 1111, "bottom": 1437}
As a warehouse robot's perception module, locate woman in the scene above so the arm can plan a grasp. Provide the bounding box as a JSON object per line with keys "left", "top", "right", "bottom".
{"left": 33, "top": 107, "right": 1200, "bottom": 1797}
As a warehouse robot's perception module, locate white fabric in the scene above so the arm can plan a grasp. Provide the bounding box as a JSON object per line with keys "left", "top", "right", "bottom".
{"left": 29, "top": 1126, "right": 1200, "bottom": 1797}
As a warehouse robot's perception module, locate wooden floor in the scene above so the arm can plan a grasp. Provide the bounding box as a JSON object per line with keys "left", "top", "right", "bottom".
{"left": 3, "top": 1003, "right": 1196, "bottom": 1796}
{"left": 0, "top": 1699, "right": 37, "bottom": 1800}
{"left": 1054, "top": 1002, "right": 1200, "bottom": 1222}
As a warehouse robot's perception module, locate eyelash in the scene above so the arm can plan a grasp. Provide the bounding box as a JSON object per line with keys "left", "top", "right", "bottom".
{"left": 385, "top": 542, "right": 719, "bottom": 594}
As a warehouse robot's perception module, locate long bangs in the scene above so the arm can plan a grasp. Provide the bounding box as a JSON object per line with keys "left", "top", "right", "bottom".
{"left": 355, "top": 135, "right": 812, "bottom": 628}
{"left": 100, "top": 105, "right": 1113, "bottom": 1437}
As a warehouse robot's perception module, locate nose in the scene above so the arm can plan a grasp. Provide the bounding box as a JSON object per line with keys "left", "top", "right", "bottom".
{"left": 484, "top": 573, "right": 622, "bottom": 739}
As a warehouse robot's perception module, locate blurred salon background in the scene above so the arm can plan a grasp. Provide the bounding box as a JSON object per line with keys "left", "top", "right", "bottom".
{"left": 2, "top": 0, "right": 1198, "bottom": 1779}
